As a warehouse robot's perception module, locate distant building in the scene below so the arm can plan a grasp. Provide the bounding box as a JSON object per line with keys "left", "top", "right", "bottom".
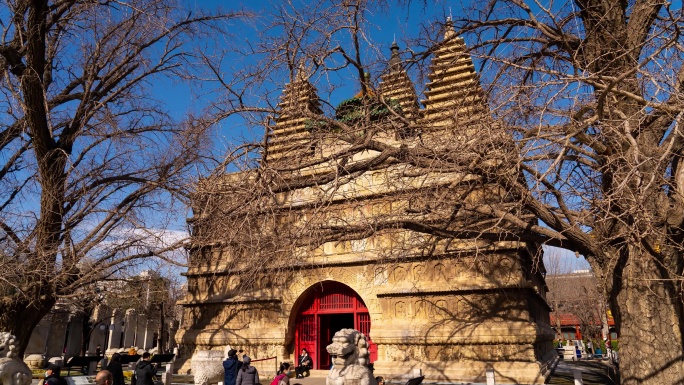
{"left": 23, "top": 270, "right": 179, "bottom": 368}
{"left": 550, "top": 312, "right": 617, "bottom": 341}
{"left": 546, "top": 271, "right": 616, "bottom": 341}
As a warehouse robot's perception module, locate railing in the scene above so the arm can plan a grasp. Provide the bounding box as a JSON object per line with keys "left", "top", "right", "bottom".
{"left": 250, "top": 356, "right": 278, "bottom": 377}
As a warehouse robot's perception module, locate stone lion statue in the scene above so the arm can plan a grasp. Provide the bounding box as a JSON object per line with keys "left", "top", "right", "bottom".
{"left": 0, "top": 333, "right": 32, "bottom": 385}
{"left": 191, "top": 346, "right": 231, "bottom": 385}
{"left": 326, "top": 329, "right": 377, "bottom": 385}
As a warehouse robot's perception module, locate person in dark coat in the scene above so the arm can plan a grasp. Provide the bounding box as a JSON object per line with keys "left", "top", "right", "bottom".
{"left": 42, "top": 364, "right": 68, "bottom": 385}
{"left": 295, "top": 348, "right": 312, "bottom": 379}
{"left": 236, "top": 356, "right": 259, "bottom": 385}
{"left": 223, "top": 349, "right": 242, "bottom": 385}
{"left": 135, "top": 353, "right": 157, "bottom": 385}
{"left": 106, "top": 353, "right": 126, "bottom": 385}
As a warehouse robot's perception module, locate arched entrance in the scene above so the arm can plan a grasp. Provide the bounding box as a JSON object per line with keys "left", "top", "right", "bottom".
{"left": 294, "top": 281, "right": 377, "bottom": 369}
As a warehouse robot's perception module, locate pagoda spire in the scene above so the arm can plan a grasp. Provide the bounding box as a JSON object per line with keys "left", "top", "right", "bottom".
{"left": 379, "top": 41, "right": 419, "bottom": 122}
{"left": 420, "top": 18, "right": 487, "bottom": 129}
{"left": 263, "top": 64, "right": 321, "bottom": 165}
{"left": 389, "top": 41, "right": 401, "bottom": 71}
{"left": 444, "top": 16, "right": 457, "bottom": 40}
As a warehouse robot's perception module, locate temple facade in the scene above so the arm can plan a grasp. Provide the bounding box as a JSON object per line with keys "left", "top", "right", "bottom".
{"left": 177, "top": 21, "right": 556, "bottom": 384}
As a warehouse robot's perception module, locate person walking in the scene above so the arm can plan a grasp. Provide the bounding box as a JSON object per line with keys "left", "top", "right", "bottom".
{"left": 135, "top": 353, "right": 157, "bottom": 385}
{"left": 295, "top": 348, "right": 312, "bottom": 379}
{"left": 236, "top": 356, "right": 259, "bottom": 385}
{"left": 273, "top": 363, "right": 290, "bottom": 385}
{"left": 42, "top": 364, "right": 68, "bottom": 385}
{"left": 106, "top": 353, "right": 126, "bottom": 385}
{"left": 223, "top": 349, "right": 242, "bottom": 385}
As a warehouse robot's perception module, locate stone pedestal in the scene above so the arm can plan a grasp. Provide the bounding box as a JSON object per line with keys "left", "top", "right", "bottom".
{"left": 191, "top": 350, "right": 225, "bottom": 385}
{"left": 24, "top": 354, "right": 46, "bottom": 369}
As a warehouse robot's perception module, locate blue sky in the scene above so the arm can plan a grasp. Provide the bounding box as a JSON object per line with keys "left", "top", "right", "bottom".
{"left": 162, "top": 0, "right": 453, "bottom": 131}
{"left": 151, "top": 0, "right": 592, "bottom": 274}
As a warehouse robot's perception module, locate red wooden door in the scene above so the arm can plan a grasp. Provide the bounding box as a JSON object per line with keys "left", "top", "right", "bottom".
{"left": 356, "top": 313, "right": 377, "bottom": 361}
{"left": 296, "top": 314, "right": 317, "bottom": 368}
{"left": 295, "top": 282, "right": 377, "bottom": 369}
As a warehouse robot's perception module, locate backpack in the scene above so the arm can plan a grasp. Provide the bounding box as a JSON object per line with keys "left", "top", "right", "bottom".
{"left": 270, "top": 373, "right": 286, "bottom": 385}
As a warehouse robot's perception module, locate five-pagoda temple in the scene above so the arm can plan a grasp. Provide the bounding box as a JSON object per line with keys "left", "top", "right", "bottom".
{"left": 177, "top": 20, "right": 557, "bottom": 384}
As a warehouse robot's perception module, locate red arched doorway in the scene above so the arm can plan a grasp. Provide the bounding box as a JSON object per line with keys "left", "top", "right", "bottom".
{"left": 294, "top": 281, "right": 377, "bottom": 369}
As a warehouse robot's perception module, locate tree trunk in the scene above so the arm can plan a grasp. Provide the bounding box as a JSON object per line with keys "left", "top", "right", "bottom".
{"left": 0, "top": 298, "right": 55, "bottom": 357}
{"left": 598, "top": 297, "right": 609, "bottom": 341}
{"left": 554, "top": 299, "right": 562, "bottom": 339}
{"left": 611, "top": 248, "right": 684, "bottom": 384}
{"left": 158, "top": 302, "right": 164, "bottom": 353}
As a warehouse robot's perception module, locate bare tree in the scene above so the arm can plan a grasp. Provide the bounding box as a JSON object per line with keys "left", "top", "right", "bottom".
{"left": 0, "top": 0, "right": 241, "bottom": 355}
{"left": 546, "top": 263, "right": 607, "bottom": 342}
{"left": 545, "top": 253, "right": 574, "bottom": 339}
{"left": 181, "top": 0, "right": 683, "bottom": 383}
{"left": 444, "top": 1, "right": 684, "bottom": 383}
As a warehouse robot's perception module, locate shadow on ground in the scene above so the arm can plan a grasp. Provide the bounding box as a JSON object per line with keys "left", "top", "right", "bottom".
{"left": 548, "top": 360, "right": 618, "bottom": 385}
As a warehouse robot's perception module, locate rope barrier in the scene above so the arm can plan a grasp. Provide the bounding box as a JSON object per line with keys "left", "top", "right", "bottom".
{"left": 250, "top": 356, "right": 277, "bottom": 362}
{"left": 248, "top": 356, "right": 278, "bottom": 375}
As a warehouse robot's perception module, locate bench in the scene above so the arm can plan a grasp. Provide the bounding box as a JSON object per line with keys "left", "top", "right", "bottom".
{"left": 150, "top": 354, "right": 175, "bottom": 364}
{"left": 119, "top": 355, "right": 141, "bottom": 365}
{"left": 65, "top": 356, "right": 103, "bottom": 376}
{"left": 403, "top": 376, "right": 424, "bottom": 385}
{"left": 150, "top": 354, "right": 176, "bottom": 374}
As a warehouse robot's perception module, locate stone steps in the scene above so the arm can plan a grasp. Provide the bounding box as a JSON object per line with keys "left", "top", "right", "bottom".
{"left": 303, "top": 369, "right": 329, "bottom": 378}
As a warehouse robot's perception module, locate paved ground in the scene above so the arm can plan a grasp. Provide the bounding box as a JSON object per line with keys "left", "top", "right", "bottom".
{"left": 34, "top": 359, "right": 618, "bottom": 385}
{"left": 547, "top": 360, "right": 618, "bottom": 385}
{"left": 170, "top": 374, "right": 328, "bottom": 385}
{"left": 287, "top": 375, "right": 327, "bottom": 385}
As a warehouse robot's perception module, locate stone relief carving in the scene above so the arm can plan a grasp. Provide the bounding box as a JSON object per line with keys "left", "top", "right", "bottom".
{"left": 394, "top": 301, "right": 406, "bottom": 317}
{"left": 391, "top": 266, "right": 407, "bottom": 282}
{"left": 413, "top": 299, "right": 427, "bottom": 318}
{"left": 373, "top": 268, "right": 388, "bottom": 286}
{"left": 385, "top": 298, "right": 461, "bottom": 321}
{"left": 412, "top": 265, "right": 425, "bottom": 281}
{"left": 432, "top": 263, "right": 447, "bottom": 281}
{"left": 326, "top": 329, "right": 377, "bottom": 385}
{"left": 433, "top": 300, "right": 448, "bottom": 320}
{"left": 384, "top": 344, "right": 530, "bottom": 362}
{"left": 0, "top": 333, "right": 32, "bottom": 385}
